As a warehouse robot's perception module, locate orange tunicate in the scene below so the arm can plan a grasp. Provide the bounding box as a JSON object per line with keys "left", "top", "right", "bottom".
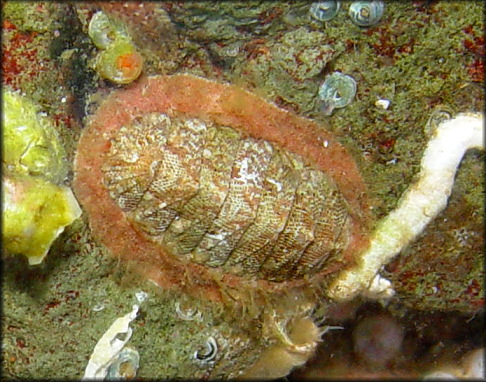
{"left": 116, "top": 52, "right": 142, "bottom": 78}
{"left": 73, "top": 74, "right": 371, "bottom": 302}
{"left": 96, "top": 40, "right": 143, "bottom": 84}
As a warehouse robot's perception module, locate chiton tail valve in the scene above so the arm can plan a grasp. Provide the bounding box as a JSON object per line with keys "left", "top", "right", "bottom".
{"left": 73, "top": 74, "right": 371, "bottom": 303}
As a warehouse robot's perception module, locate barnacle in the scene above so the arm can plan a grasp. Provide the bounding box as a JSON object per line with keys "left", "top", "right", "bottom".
{"left": 348, "top": 1, "right": 385, "bottom": 27}
{"left": 318, "top": 72, "right": 357, "bottom": 116}
{"left": 240, "top": 315, "right": 322, "bottom": 379}
{"left": 309, "top": 1, "right": 341, "bottom": 22}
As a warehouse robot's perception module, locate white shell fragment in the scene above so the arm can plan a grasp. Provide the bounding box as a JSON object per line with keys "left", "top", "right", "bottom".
{"left": 83, "top": 305, "right": 139, "bottom": 380}
{"left": 93, "top": 304, "right": 105, "bottom": 312}
{"left": 375, "top": 99, "right": 390, "bottom": 110}
{"left": 327, "top": 112, "right": 484, "bottom": 301}
{"left": 363, "top": 274, "right": 395, "bottom": 300}
{"left": 423, "top": 371, "right": 458, "bottom": 379}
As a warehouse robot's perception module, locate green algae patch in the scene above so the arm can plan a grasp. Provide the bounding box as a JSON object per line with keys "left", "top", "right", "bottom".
{"left": 3, "top": 175, "right": 81, "bottom": 265}
{"left": 2, "top": 89, "right": 81, "bottom": 264}
{"left": 3, "top": 90, "right": 67, "bottom": 183}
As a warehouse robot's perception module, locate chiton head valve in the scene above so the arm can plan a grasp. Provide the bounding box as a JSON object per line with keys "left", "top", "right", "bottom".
{"left": 318, "top": 71, "right": 357, "bottom": 116}
{"left": 73, "top": 74, "right": 370, "bottom": 300}
{"left": 348, "top": 1, "right": 385, "bottom": 27}
{"left": 309, "top": 1, "right": 341, "bottom": 22}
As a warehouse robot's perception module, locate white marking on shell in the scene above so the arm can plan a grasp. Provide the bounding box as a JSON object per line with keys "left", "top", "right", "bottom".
{"left": 375, "top": 99, "right": 390, "bottom": 109}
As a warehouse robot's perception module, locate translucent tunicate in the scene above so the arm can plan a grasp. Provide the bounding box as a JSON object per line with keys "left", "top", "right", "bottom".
{"left": 318, "top": 72, "right": 357, "bottom": 115}
{"left": 348, "top": 1, "right": 385, "bottom": 27}
{"left": 88, "top": 11, "right": 129, "bottom": 49}
{"left": 309, "top": 1, "right": 341, "bottom": 22}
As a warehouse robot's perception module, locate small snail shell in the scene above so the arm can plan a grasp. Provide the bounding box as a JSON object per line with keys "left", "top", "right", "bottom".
{"left": 193, "top": 337, "right": 218, "bottom": 363}
{"left": 318, "top": 72, "right": 357, "bottom": 116}
{"left": 348, "top": 1, "right": 385, "bottom": 27}
{"left": 309, "top": 1, "right": 341, "bottom": 22}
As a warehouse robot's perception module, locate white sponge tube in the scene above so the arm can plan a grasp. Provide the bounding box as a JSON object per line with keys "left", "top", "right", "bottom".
{"left": 328, "top": 112, "right": 484, "bottom": 301}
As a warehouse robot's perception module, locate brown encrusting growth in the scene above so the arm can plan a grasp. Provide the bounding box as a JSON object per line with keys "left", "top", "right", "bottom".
{"left": 73, "top": 74, "right": 370, "bottom": 301}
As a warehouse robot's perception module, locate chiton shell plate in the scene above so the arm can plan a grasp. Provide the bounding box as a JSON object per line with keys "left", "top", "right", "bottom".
{"left": 74, "top": 74, "right": 369, "bottom": 296}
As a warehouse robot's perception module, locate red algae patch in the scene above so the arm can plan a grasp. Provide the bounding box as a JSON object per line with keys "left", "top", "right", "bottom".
{"left": 73, "top": 74, "right": 370, "bottom": 301}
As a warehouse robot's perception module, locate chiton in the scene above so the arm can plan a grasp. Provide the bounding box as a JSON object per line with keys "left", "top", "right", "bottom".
{"left": 74, "top": 74, "right": 369, "bottom": 298}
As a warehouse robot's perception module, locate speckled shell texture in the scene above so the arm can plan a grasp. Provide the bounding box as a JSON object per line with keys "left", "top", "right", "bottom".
{"left": 74, "top": 74, "right": 369, "bottom": 298}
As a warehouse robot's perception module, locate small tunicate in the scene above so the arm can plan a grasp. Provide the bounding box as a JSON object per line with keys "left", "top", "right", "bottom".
{"left": 318, "top": 72, "right": 357, "bottom": 116}
{"left": 88, "top": 10, "right": 144, "bottom": 85}
{"left": 106, "top": 347, "right": 140, "bottom": 379}
{"left": 309, "top": 1, "right": 341, "bottom": 22}
{"left": 352, "top": 314, "right": 404, "bottom": 369}
{"left": 349, "top": 1, "right": 385, "bottom": 27}
{"left": 95, "top": 40, "right": 144, "bottom": 84}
